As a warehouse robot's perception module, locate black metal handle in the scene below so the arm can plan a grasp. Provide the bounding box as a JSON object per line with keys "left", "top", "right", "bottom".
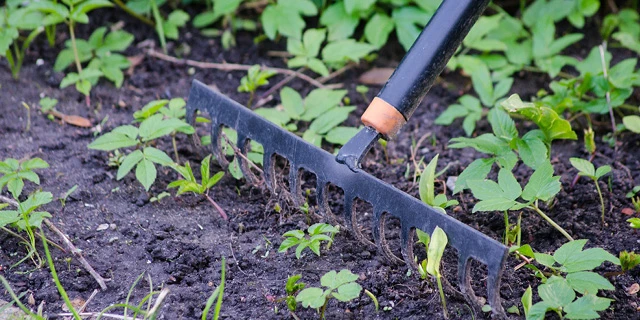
{"left": 378, "top": 0, "right": 490, "bottom": 120}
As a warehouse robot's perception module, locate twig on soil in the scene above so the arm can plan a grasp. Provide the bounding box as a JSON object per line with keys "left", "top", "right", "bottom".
{"left": 316, "top": 63, "right": 356, "bottom": 84}
{"left": 147, "top": 287, "right": 170, "bottom": 316}
{"left": 43, "top": 220, "right": 109, "bottom": 290}
{"left": 79, "top": 289, "right": 99, "bottom": 313}
{"left": 220, "top": 131, "right": 265, "bottom": 175}
{"left": 253, "top": 72, "right": 297, "bottom": 109}
{"left": 228, "top": 243, "right": 248, "bottom": 276}
{"left": 146, "top": 49, "right": 328, "bottom": 89}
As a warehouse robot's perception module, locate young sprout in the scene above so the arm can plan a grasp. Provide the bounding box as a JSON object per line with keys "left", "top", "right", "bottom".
{"left": 569, "top": 158, "right": 611, "bottom": 225}
{"left": 295, "top": 269, "right": 362, "bottom": 320}
{"left": 278, "top": 223, "right": 339, "bottom": 259}
{"left": 418, "top": 154, "right": 458, "bottom": 214}
{"left": 168, "top": 155, "right": 227, "bottom": 220}
{"left": 426, "top": 227, "right": 449, "bottom": 319}
{"left": 237, "top": 65, "right": 276, "bottom": 107}
{"left": 284, "top": 275, "right": 306, "bottom": 312}
{"left": 619, "top": 251, "right": 640, "bottom": 273}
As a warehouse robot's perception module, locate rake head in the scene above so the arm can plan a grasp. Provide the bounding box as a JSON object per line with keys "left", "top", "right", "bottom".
{"left": 186, "top": 80, "right": 509, "bottom": 317}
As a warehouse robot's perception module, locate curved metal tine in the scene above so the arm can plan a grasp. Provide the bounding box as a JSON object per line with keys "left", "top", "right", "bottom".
{"left": 289, "top": 166, "right": 302, "bottom": 206}
{"left": 376, "top": 212, "right": 404, "bottom": 264}
{"left": 487, "top": 261, "right": 507, "bottom": 318}
{"left": 211, "top": 125, "right": 228, "bottom": 168}
{"left": 401, "top": 226, "right": 416, "bottom": 268}
{"left": 236, "top": 134, "right": 258, "bottom": 184}
{"left": 262, "top": 151, "right": 276, "bottom": 192}
{"left": 457, "top": 254, "right": 476, "bottom": 303}
{"left": 316, "top": 181, "right": 339, "bottom": 225}
{"left": 343, "top": 194, "right": 355, "bottom": 233}
{"left": 349, "top": 198, "right": 376, "bottom": 247}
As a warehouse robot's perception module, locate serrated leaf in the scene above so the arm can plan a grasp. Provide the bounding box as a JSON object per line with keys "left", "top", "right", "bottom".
{"left": 539, "top": 276, "right": 575, "bottom": 308}
{"left": 135, "top": 159, "right": 156, "bottom": 191}
{"left": 453, "top": 158, "right": 494, "bottom": 193}
{"left": 296, "top": 288, "right": 327, "bottom": 309}
{"left": 365, "top": 13, "right": 394, "bottom": 48}
{"left": 88, "top": 132, "right": 138, "bottom": 151}
{"left": 143, "top": 147, "right": 173, "bottom": 165}
{"left": 332, "top": 282, "right": 362, "bottom": 302}
{"left": 117, "top": 150, "right": 143, "bottom": 180}
{"left": 566, "top": 272, "right": 614, "bottom": 294}
{"left": 564, "top": 294, "right": 612, "bottom": 319}
{"left": 521, "top": 162, "right": 560, "bottom": 202}
{"left": 321, "top": 269, "right": 359, "bottom": 290}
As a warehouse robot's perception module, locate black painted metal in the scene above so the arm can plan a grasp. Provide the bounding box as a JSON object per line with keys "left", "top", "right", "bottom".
{"left": 378, "top": 0, "right": 490, "bottom": 120}
{"left": 186, "top": 80, "right": 508, "bottom": 317}
{"left": 335, "top": 126, "right": 380, "bottom": 172}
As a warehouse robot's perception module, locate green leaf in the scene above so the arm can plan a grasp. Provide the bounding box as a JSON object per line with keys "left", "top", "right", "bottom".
{"left": 538, "top": 276, "right": 575, "bottom": 308}
{"left": 321, "top": 269, "right": 359, "bottom": 290}
{"left": 392, "top": 6, "right": 432, "bottom": 51}
{"left": 426, "top": 226, "right": 447, "bottom": 276}
{"left": 332, "top": 282, "right": 362, "bottom": 302}
{"left": 320, "top": 3, "right": 359, "bottom": 41}
{"left": 453, "top": 158, "right": 494, "bottom": 193}
{"left": 7, "top": 178, "right": 24, "bottom": 199}
{"left": 322, "top": 39, "right": 375, "bottom": 65}
{"left": 488, "top": 108, "right": 518, "bottom": 141}
{"left": 135, "top": 159, "right": 156, "bottom": 191}
{"left": 365, "top": 13, "right": 394, "bottom": 48}
{"left": 22, "top": 158, "right": 49, "bottom": 170}
{"left": 516, "top": 137, "right": 548, "bottom": 169}
{"left": 502, "top": 94, "right": 577, "bottom": 142}
{"left": 88, "top": 131, "right": 138, "bottom": 151}
{"left": 521, "top": 162, "right": 561, "bottom": 202}
{"left": 296, "top": 288, "right": 327, "bottom": 309}
{"left": 308, "top": 107, "right": 355, "bottom": 134}
{"left": 553, "top": 239, "right": 620, "bottom": 273}
{"left": 527, "top": 301, "right": 553, "bottom": 320}
{"left": 564, "top": 294, "right": 612, "bottom": 319}
{"left": 325, "top": 126, "right": 359, "bottom": 146}
{"left": 117, "top": 150, "right": 143, "bottom": 180}
{"left": 0, "top": 210, "right": 20, "bottom": 227}
{"left": 570, "top": 158, "right": 595, "bottom": 177}
{"left": 279, "top": 237, "right": 301, "bottom": 252}
{"left": 308, "top": 223, "right": 339, "bottom": 235}
{"left": 623, "top": 115, "right": 640, "bottom": 133}
{"left": 419, "top": 154, "right": 438, "bottom": 206}
{"left": 280, "top": 87, "right": 304, "bottom": 119}
{"left": 302, "top": 89, "right": 347, "bottom": 121}
{"left": 521, "top": 286, "right": 532, "bottom": 316}
{"left": 144, "top": 147, "right": 173, "bottom": 165}
{"left": 595, "top": 165, "right": 611, "bottom": 179}
{"left": 566, "top": 271, "right": 614, "bottom": 294}
{"left": 449, "top": 133, "right": 511, "bottom": 155}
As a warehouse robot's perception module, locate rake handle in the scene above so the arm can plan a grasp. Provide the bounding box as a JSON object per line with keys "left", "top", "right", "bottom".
{"left": 361, "top": 0, "right": 490, "bottom": 138}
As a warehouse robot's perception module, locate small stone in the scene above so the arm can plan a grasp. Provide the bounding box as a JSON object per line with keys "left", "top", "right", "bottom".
{"left": 96, "top": 224, "right": 109, "bottom": 231}
{"left": 446, "top": 176, "right": 457, "bottom": 192}
{"left": 627, "top": 283, "right": 639, "bottom": 295}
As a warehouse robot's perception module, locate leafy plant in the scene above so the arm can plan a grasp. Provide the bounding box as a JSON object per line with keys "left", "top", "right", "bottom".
{"left": 287, "top": 28, "right": 329, "bottom": 76}
{"left": 55, "top": 27, "right": 134, "bottom": 89}
{"left": 121, "top": 0, "right": 189, "bottom": 52}
{"left": 33, "top": 0, "right": 115, "bottom": 106}
{"left": 602, "top": 9, "right": 640, "bottom": 54}
{"left": 569, "top": 158, "right": 611, "bottom": 224}
{"left": 521, "top": 240, "right": 620, "bottom": 320}
{"left": 168, "top": 155, "right": 227, "bottom": 220}
{"left": 237, "top": 65, "right": 277, "bottom": 107}
{"left": 193, "top": 0, "right": 255, "bottom": 49}
{"left": 1, "top": 191, "right": 53, "bottom": 267}
{"left": 0, "top": 157, "right": 49, "bottom": 198}
{"left": 284, "top": 274, "right": 306, "bottom": 312}
{"left": 295, "top": 269, "right": 362, "bottom": 319}
{"left": 628, "top": 217, "right": 640, "bottom": 229}
{"left": 0, "top": 0, "right": 44, "bottom": 79}
{"left": 619, "top": 251, "right": 640, "bottom": 273}
{"left": 87, "top": 106, "right": 189, "bottom": 190}
{"left": 415, "top": 226, "right": 449, "bottom": 318}
{"left": 278, "top": 223, "right": 339, "bottom": 259}
{"left": 418, "top": 154, "right": 458, "bottom": 214}
{"left": 201, "top": 257, "right": 226, "bottom": 320}
{"left": 467, "top": 163, "right": 574, "bottom": 241}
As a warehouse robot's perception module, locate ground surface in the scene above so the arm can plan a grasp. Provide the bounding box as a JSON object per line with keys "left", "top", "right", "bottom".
{"left": 1, "top": 6, "right": 640, "bottom": 320}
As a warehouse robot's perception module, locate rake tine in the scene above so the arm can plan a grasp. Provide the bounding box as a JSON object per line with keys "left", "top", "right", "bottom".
{"left": 289, "top": 166, "right": 302, "bottom": 206}
{"left": 210, "top": 125, "right": 228, "bottom": 167}
{"left": 236, "top": 134, "right": 258, "bottom": 184}
{"left": 262, "top": 151, "right": 276, "bottom": 192}
{"left": 349, "top": 199, "right": 375, "bottom": 247}
{"left": 487, "top": 260, "right": 507, "bottom": 317}
{"left": 376, "top": 212, "right": 404, "bottom": 264}
{"left": 316, "top": 180, "right": 329, "bottom": 217}
{"left": 458, "top": 255, "right": 474, "bottom": 302}
{"left": 400, "top": 225, "right": 415, "bottom": 267}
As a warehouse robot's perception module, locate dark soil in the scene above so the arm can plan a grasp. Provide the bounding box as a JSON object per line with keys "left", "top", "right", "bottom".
{"left": 1, "top": 5, "right": 640, "bottom": 320}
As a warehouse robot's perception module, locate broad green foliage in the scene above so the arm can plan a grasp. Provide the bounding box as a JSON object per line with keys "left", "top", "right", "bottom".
{"left": 0, "top": 0, "right": 45, "bottom": 78}
{"left": 418, "top": 155, "right": 458, "bottom": 213}
{"left": 623, "top": 115, "right": 640, "bottom": 133}
{"left": 278, "top": 223, "right": 339, "bottom": 259}
{"left": 168, "top": 155, "right": 224, "bottom": 196}
{"left": 56, "top": 27, "right": 134, "bottom": 88}
{"left": 88, "top": 99, "right": 193, "bottom": 191}
{"left": 295, "top": 269, "right": 362, "bottom": 314}
{"left": 602, "top": 9, "right": 640, "bottom": 54}
{"left": 193, "top": 0, "right": 255, "bottom": 49}
{"left": 521, "top": 240, "right": 619, "bottom": 320}
{"left": 0, "top": 191, "right": 52, "bottom": 230}
{"left": 0, "top": 158, "right": 49, "bottom": 199}
{"left": 502, "top": 94, "right": 577, "bottom": 143}
{"left": 261, "top": 0, "right": 317, "bottom": 40}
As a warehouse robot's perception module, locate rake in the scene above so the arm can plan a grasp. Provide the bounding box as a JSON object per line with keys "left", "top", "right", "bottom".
{"left": 186, "top": 0, "right": 508, "bottom": 317}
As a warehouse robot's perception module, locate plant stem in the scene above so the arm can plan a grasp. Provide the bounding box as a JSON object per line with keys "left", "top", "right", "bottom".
{"left": 516, "top": 212, "right": 522, "bottom": 247}
{"left": 68, "top": 20, "right": 90, "bottom": 107}
{"left": 41, "top": 230, "right": 82, "bottom": 320}
{"left": 503, "top": 211, "right": 509, "bottom": 245}
{"left": 319, "top": 299, "right": 328, "bottom": 320}
{"left": 171, "top": 133, "right": 180, "bottom": 164}
{"left": 593, "top": 178, "right": 606, "bottom": 225}
{"left": 112, "top": 0, "right": 156, "bottom": 26}
{"left": 528, "top": 205, "right": 574, "bottom": 241}
{"left": 436, "top": 275, "right": 448, "bottom": 319}
{"left": 205, "top": 193, "right": 229, "bottom": 220}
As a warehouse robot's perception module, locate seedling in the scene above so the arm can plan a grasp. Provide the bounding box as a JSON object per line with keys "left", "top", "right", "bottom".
{"left": 0, "top": 157, "right": 49, "bottom": 198}
{"left": 295, "top": 269, "right": 362, "bottom": 319}
{"left": 427, "top": 227, "right": 449, "bottom": 319}
{"left": 468, "top": 163, "right": 574, "bottom": 241}
{"left": 55, "top": 27, "right": 134, "bottom": 89}
{"left": 168, "top": 155, "right": 227, "bottom": 220}
{"left": 286, "top": 28, "right": 330, "bottom": 76}
{"left": 619, "top": 251, "right": 640, "bottom": 273}
{"left": 628, "top": 218, "right": 640, "bottom": 229}
{"left": 33, "top": 0, "right": 115, "bottom": 106}
{"left": 521, "top": 240, "right": 620, "bottom": 320}
{"left": 569, "top": 157, "right": 611, "bottom": 224}
{"left": 237, "top": 65, "right": 276, "bottom": 107}
{"left": 88, "top": 106, "right": 188, "bottom": 191}
{"left": 59, "top": 185, "right": 78, "bottom": 207}
{"left": 418, "top": 155, "right": 458, "bottom": 214}
{"left": 193, "top": 0, "right": 255, "bottom": 49}
{"left": 278, "top": 223, "right": 339, "bottom": 259}
{"left": 0, "top": 1, "right": 44, "bottom": 79}
{"left": 202, "top": 257, "right": 226, "bottom": 320}
{"left": 284, "top": 274, "right": 306, "bottom": 312}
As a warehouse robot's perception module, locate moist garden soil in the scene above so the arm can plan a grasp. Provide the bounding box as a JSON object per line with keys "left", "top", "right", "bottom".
{"left": 1, "top": 6, "right": 640, "bottom": 320}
